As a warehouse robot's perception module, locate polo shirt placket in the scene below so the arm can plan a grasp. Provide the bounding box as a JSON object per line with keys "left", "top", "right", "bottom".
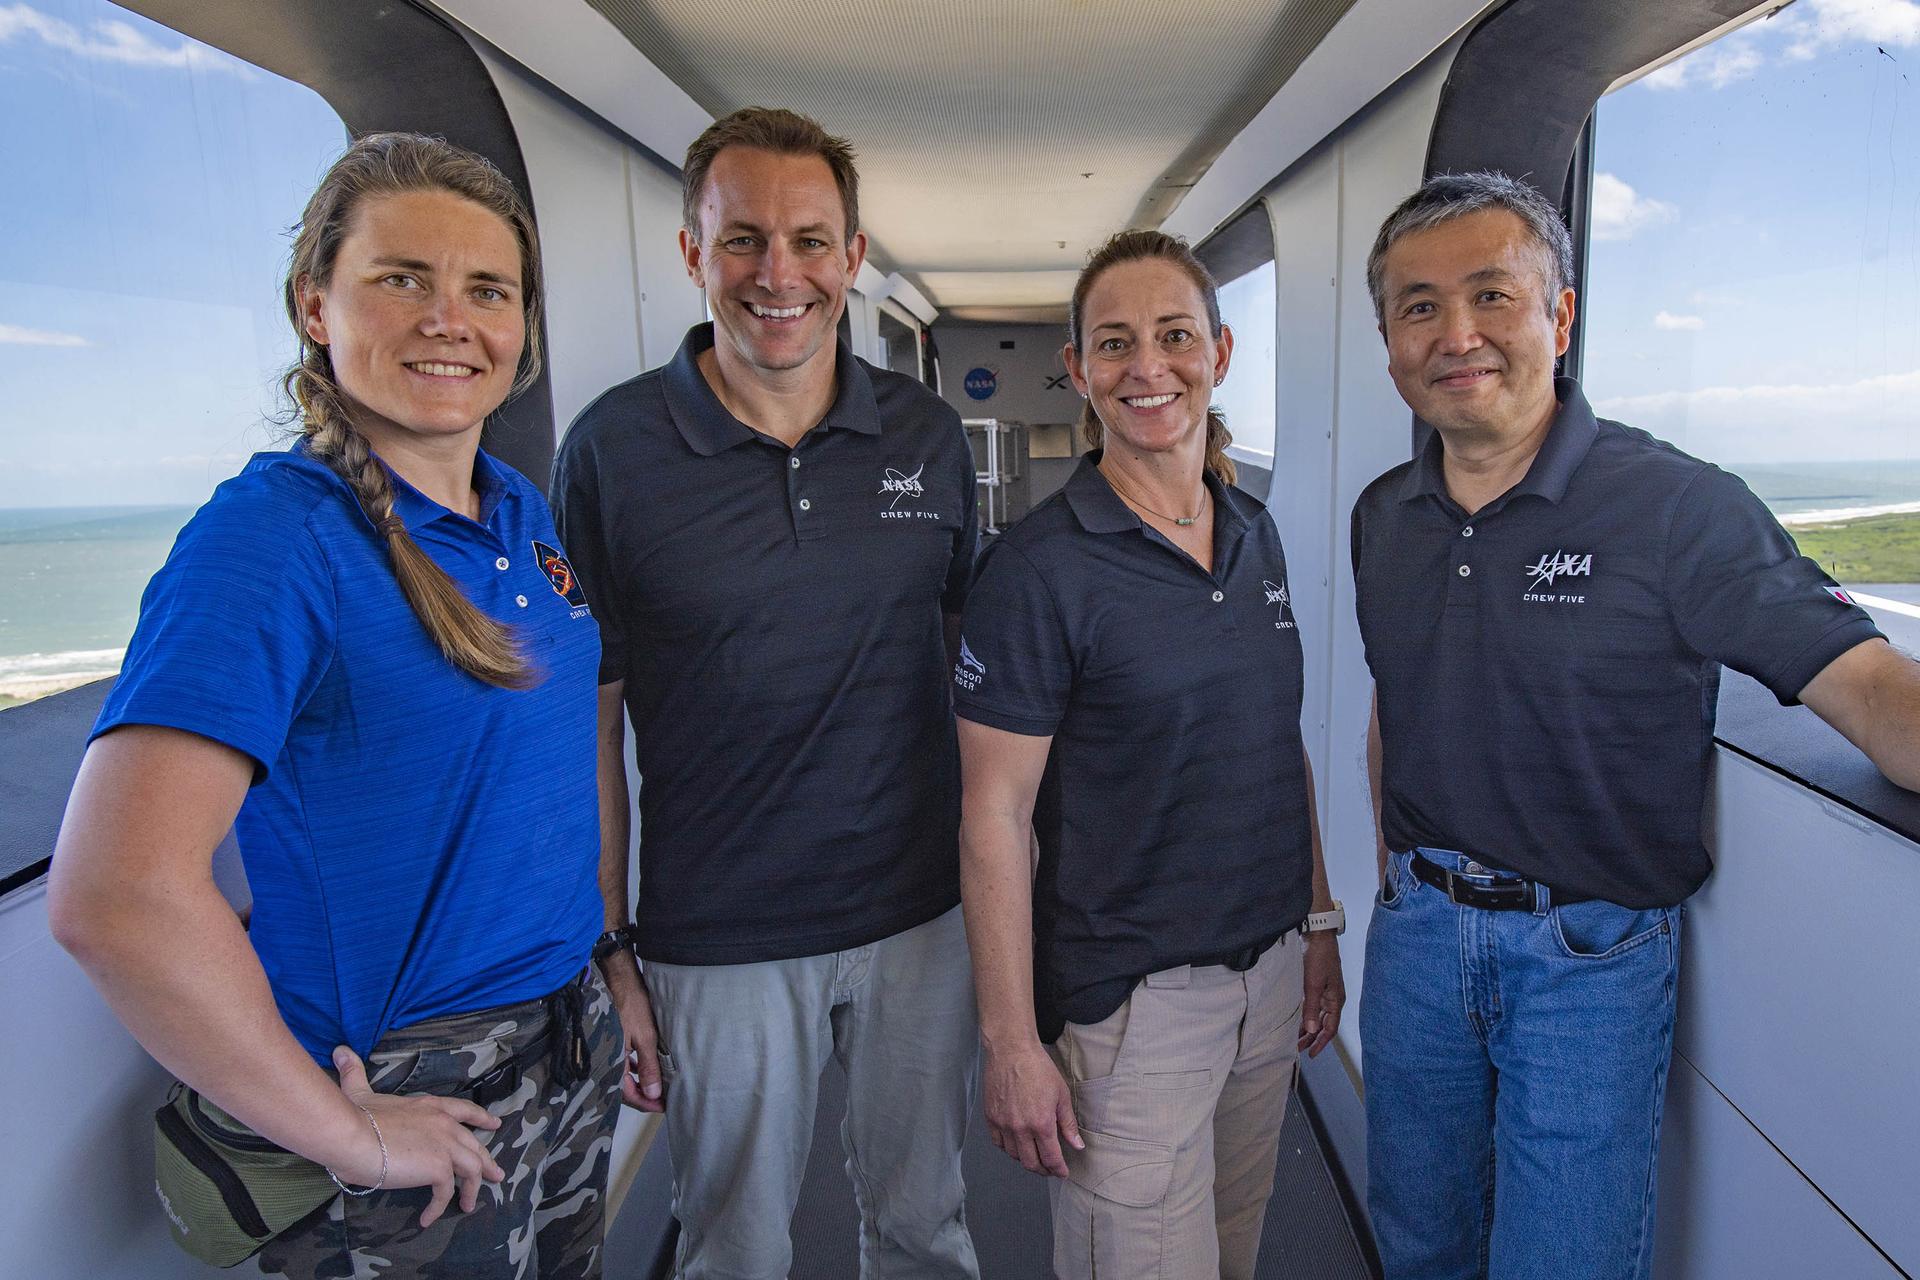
{"left": 1353, "top": 378, "right": 1882, "bottom": 907}
{"left": 956, "top": 455, "right": 1315, "bottom": 1041}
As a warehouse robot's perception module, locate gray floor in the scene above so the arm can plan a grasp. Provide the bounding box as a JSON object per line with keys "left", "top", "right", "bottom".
{"left": 790, "top": 1057, "right": 1371, "bottom": 1279}
{"left": 611, "top": 1056, "right": 1372, "bottom": 1279}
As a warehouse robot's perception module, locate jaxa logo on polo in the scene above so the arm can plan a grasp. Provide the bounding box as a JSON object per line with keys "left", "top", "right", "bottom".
{"left": 954, "top": 637, "right": 986, "bottom": 692}
{"left": 1824, "top": 585, "right": 1856, "bottom": 606}
{"left": 1262, "top": 579, "right": 1296, "bottom": 629}
{"left": 532, "top": 540, "right": 590, "bottom": 615}
{"left": 1522, "top": 549, "right": 1592, "bottom": 604}
{"left": 879, "top": 462, "right": 941, "bottom": 520}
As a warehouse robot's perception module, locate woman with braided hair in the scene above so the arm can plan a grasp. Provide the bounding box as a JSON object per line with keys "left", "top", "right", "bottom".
{"left": 49, "top": 133, "right": 624, "bottom": 1278}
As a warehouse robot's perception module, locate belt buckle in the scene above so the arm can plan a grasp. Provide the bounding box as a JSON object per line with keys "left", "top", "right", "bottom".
{"left": 1443, "top": 866, "right": 1530, "bottom": 909}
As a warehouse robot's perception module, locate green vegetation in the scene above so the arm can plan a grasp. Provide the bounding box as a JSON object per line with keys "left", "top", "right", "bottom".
{"left": 1788, "top": 512, "right": 1920, "bottom": 585}
{"left": 0, "top": 695, "right": 24, "bottom": 712}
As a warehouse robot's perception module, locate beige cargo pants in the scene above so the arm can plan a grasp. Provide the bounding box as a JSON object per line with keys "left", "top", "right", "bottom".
{"left": 1046, "top": 931, "right": 1306, "bottom": 1280}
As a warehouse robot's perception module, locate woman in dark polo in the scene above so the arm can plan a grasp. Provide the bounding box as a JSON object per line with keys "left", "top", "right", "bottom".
{"left": 954, "top": 229, "right": 1345, "bottom": 1280}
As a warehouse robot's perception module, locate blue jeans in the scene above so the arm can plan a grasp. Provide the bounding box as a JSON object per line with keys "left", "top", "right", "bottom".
{"left": 1360, "top": 849, "right": 1682, "bottom": 1280}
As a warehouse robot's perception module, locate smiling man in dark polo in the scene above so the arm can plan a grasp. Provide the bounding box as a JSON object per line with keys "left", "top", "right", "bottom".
{"left": 1350, "top": 171, "right": 1920, "bottom": 1280}
{"left": 551, "top": 108, "right": 979, "bottom": 1280}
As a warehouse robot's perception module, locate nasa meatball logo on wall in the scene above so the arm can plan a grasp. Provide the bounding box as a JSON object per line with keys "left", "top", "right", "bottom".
{"left": 963, "top": 366, "right": 999, "bottom": 401}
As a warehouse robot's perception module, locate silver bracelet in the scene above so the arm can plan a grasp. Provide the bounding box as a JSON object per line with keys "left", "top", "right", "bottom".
{"left": 327, "top": 1103, "right": 388, "bottom": 1196}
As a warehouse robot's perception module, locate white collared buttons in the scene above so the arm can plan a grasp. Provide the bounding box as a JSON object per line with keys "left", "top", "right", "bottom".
{"left": 1458, "top": 565, "right": 1471, "bottom": 578}
{"left": 1212, "top": 590, "right": 1224, "bottom": 602}
{"left": 799, "top": 498, "right": 812, "bottom": 511}
{"left": 515, "top": 594, "right": 529, "bottom": 608}
{"left": 496, "top": 556, "right": 510, "bottom": 570}
{"left": 1461, "top": 526, "right": 1474, "bottom": 538}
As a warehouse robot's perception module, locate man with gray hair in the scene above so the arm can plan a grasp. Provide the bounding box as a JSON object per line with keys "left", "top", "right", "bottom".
{"left": 1349, "top": 170, "right": 1920, "bottom": 1278}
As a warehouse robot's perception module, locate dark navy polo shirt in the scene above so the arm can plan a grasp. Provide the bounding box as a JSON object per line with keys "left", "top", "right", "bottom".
{"left": 1352, "top": 378, "right": 1883, "bottom": 908}
{"left": 955, "top": 455, "right": 1315, "bottom": 1042}
{"left": 93, "top": 446, "right": 603, "bottom": 1063}
{"left": 550, "top": 323, "right": 978, "bottom": 965}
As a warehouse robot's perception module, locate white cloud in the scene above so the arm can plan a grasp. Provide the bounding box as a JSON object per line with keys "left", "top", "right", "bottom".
{"left": 0, "top": 322, "right": 87, "bottom": 346}
{"left": 1641, "top": 0, "right": 1919, "bottom": 88}
{"left": 1591, "top": 173, "right": 1677, "bottom": 242}
{"left": 1654, "top": 311, "right": 1706, "bottom": 331}
{"left": 1782, "top": 0, "right": 1920, "bottom": 59}
{"left": 1592, "top": 367, "right": 1920, "bottom": 462}
{"left": 1645, "top": 41, "right": 1766, "bottom": 90}
{"left": 0, "top": 4, "right": 253, "bottom": 77}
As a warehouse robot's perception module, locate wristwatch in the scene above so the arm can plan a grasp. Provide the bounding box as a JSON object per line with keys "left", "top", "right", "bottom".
{"left": 1304, "top": 902, "right": 1345, "bottom": 936}
{"left": 591, "top": 925, "right": 637, "bottom": 962}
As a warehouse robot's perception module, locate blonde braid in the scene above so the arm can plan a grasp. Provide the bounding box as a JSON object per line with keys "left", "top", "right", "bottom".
{"left": 288, "top": 357, "right": 535, "bottom": 690}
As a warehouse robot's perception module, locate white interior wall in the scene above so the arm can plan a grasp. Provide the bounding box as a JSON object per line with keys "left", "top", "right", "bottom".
{"left": 476, "top": 46, "right": 708, "bottom": 443}
{"left": 1257, "top": 51, "right": 1452, "bottom": 1080}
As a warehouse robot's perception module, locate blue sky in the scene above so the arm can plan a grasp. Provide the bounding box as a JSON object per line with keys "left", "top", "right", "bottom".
{"left": 0, "top": 0, "right": 343, "bottom": 508}
{"left": 2, "top": 0, "right": 1919, "bottom": 509}
{"left": 1584, "top": 0, "right": 1920, "bottom": 464}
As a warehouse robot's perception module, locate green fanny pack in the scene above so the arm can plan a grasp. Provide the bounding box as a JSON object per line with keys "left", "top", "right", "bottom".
{"left": 152, "top": 1082, "right": 337, "bottom": 1267}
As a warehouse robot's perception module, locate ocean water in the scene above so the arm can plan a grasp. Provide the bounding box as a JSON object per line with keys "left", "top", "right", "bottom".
{"left": 5, "top": 458, "right": 1920, "bottom": 705}
{"left": 0, "top": 505, "right": 193, "bottom": 701}
{"left": 1735, "top": 460, "right": 1920, "bottom": 520}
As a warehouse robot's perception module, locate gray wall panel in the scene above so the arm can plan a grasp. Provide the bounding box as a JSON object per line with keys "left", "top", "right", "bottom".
{"left": 1656, "top": 1053, "right": 1900, "bottom": 1279}
{"left": 1677, "top": 750, "right": 1920, "bottom": 1272}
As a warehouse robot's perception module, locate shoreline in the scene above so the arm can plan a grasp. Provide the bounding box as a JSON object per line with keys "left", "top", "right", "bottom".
{"left": 0, "top": 671, "right": 117, "bottom": 704}
{"left": 1776, "top": 500, "right": 1920, "bottom": 527}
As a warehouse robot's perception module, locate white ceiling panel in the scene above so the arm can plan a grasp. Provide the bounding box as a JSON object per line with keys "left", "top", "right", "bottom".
{"left": 583, "top": 0, "right": 1358, "bottom": 310}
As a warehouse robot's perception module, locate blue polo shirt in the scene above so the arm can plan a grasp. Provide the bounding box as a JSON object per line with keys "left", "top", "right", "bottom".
{"left": 954, "top": 455, "right": 1315, "bottom": 1041}
{"left": 550, "top": 324, "right": 978, "bottom": 965}
{"left": 92, "top": 445, "right": 603, "bottom": 1063}
{"left": 1352, "top": 378, "right": 1883, "bottom": 907}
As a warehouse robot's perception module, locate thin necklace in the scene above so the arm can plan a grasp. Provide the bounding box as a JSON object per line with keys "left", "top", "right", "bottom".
{"left": 1103, "top": 466, "right": 1208, "bottom": 527}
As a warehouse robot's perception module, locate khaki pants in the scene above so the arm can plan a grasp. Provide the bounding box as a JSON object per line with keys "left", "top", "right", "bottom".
{"left": 1047, "top": 932, "right": 1306, "bottom": 1280}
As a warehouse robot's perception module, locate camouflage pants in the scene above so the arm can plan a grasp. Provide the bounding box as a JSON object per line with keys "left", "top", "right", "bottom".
{"left": 257, "top": 968, "right": 625, "bottom": 1280}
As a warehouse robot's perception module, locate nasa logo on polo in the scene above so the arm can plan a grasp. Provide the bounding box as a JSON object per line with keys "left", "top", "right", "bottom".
{"left": 1262, "top": 578, "right": 1295, "bottom": 630}
{"left": 532, "top": 540, "right": 589, "bottom": 608}
{"left": 879, "top": 462, "right": 942, "bottom": 520}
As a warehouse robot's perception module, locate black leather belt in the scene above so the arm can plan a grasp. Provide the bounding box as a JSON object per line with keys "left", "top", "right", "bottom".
{"left": 1407, "top": 854, "right": 1590, "bottom": 909}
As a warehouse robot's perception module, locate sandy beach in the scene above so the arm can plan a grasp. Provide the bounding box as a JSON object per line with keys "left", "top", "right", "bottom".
{"left": 1778, "top": 501, "right": 1920, "bottom": 527}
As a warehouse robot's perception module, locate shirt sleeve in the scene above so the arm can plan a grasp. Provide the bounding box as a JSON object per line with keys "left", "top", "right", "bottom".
{"left": 1664, "top": 464, "right": 1884, "bottom": 705}
{"left": 942, "top": 423, "right": 980, "bottom": 616}
{"left": 92, "top": 487, "right": 337, "bottom": 780}
{"left": 550, "top": 428, "right": 627, "bottom": 685}
{"left": 952, "top": 540, "right": 1073, "bottom": 736}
